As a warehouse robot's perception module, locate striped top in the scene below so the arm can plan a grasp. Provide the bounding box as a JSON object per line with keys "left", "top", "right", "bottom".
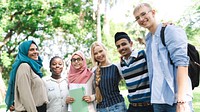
{"left": 95, "top": 64, "right": 124, "bottom": 108}
{"left": 119, "top": 50, "right": 151, "bottom": 103}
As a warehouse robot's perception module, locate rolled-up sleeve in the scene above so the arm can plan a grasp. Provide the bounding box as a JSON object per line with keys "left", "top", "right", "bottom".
{"left": 165, "top": 25, "right": 189, "bottom": 67}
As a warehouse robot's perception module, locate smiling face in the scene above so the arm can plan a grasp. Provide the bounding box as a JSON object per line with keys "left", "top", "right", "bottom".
{"left": 115, "top": 38, "right": 132, "bottom": 59}
{"left": 50, "top": 57, "right": 64, "bottom": 76}
{"left": 71, "top": 54, "right": 83, "bottom": 70}
{"left": 93, "top": 45, "right": 107, "bottom": 64}
{"left": 133, "top": 4, "right": 155, "bottom": 30}
{"left": 28, "top": 43, "right": 39, "bottom": 60}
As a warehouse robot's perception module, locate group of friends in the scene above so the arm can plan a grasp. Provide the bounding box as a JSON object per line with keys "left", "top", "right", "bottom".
{"left": 4, "top": 3, "right": 193, "bottom": 112}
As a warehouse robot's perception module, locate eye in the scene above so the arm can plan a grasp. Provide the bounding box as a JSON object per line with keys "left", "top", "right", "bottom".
{"left": 99, "top": 50, "right": 103, "bottom": 53}
{"left": 121, "top": 42, "right": 127, "bottom": 46}
{"left": 135, "top": 16, "right": 140, "bottom": 21}
{"left": 116, "top": 45, "right": 120, "bottom": 49}
{"left": 141, "top": 12, "right": 147, "bottom": 17}
{"left": 52, "top": 63, "right": 56, "bottom": 66}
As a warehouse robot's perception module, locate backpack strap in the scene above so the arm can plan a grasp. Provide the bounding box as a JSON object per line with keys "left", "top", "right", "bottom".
{"left": 160, "top": 25, "right": 173, "bottom": 64}
{"left": 160, "top": 26, "right": 166, "bottom": 46}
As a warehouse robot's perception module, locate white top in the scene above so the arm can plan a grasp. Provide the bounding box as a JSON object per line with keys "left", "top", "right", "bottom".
{"left": 43, "top": 76, "right": 69, "bottom": 112}
{"left": 68, "top": 73, "right": 96, "bottom": 112}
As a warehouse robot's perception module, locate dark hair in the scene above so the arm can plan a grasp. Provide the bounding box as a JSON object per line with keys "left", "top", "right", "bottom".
{"left": 49, "top": 56, "right": 63, "bottom": 67}
{"left": 114, "top": 32, "right": 131, "bottom": 43}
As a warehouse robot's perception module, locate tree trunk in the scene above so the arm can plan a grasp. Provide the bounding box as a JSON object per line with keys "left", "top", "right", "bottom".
{"left": 96, "top": 0, "right": 102, "bottom": 43}
{"left": 103, "top": 0, "right": 110, "bottom": 36}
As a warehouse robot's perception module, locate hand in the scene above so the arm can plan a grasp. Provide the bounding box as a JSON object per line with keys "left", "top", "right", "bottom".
{"left": 162, "top": 22, "right": 173, "bottom": 27}
{"left": 82, "top": 95, "right": 92, "bottom": 103}
{"left": 66, "top": 96, "right": 74, "bottom": 104}
{"left": 176, "top": 102, "right": 190, "bottom": 112}
{"left": 9, "top": 105, "right": 15, "bottom": 111}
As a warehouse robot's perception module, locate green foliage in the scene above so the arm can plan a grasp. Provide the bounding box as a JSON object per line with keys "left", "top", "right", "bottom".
{"left": 177, "top": 0, "right": 200, "bottom": 52}
{"left": 0, "top": 51, "right": 12, "bottom": 68}
{"left": 0, "top": 0, "right": 96, "bottom": 81}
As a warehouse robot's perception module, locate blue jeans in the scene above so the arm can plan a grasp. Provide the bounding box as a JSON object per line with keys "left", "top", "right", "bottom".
{"left": 153, "top": 102, "right": 193, "bottom": 112}
{"left": 97, "top": 102, "right": 127, "bottom": 112}
{"left": 127, "top": 104, "right": 153, "bottom": 112}
{"left": 153, "top": 104, "right": 176, "bottom": 112}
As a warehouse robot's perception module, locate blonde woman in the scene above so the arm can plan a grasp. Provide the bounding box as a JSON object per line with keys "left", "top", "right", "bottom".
{"left": 90, "top": 42, "right": 127, "bottom": 112}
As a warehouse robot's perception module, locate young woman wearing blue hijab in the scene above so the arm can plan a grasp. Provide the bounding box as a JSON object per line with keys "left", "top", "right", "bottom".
{"left": 5, "top": 40, "right": 48, "bottom": 112}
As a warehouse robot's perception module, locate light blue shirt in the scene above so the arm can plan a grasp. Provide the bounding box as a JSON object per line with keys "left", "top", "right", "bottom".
{"left": 145, "top": 24, "right": 192, "bottom": 105}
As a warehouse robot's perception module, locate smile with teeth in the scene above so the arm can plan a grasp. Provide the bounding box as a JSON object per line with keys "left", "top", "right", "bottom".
{"left": 121, "top": 49, "right": 126, "bottom": 54}
{"left": 54, "top": 68, "right": 62, "bottom": 72}
{"left": 97, "top": 56, "right": 104, "bottom": 61}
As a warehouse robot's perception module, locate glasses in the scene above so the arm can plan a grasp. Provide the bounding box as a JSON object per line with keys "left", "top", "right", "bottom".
{"left": 135, "top": 10, "right": 151, "bottom": 22}
{"left": 71, "top": 58, "right": 83, "bottom": 63}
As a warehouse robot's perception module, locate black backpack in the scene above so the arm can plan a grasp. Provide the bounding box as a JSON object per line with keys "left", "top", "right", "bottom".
{"left": 161, "top": 26, "right": 200, "bottom": 90}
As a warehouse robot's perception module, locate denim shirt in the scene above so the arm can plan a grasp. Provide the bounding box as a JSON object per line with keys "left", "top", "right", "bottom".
{"left": 145, "top": 23, "right": 192, "bottom": 105}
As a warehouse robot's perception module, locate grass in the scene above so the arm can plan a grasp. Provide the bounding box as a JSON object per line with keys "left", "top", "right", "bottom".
{"left": 192, "top": 86, "right": 200, "bottom": 111}
{"left": 121, "top": 85, "right": 200, "bottom": 111}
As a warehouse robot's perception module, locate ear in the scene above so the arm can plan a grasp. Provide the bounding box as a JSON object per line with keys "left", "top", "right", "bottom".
{"left": 151, "top": 9, "right": 156, "bottom": 16}
{"left": 130, "top": 41, "right": 133, "bottom": 47}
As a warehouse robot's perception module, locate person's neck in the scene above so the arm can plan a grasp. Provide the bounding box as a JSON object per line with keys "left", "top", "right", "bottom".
{"left": 101, "top": 60, "right": 110, "bottom": 66}
{"left": 149, "top": 22, "right": 159, "bottom": 35}
{"left": 124, "top": 52, "right": 132, "bottom": 60}
{"left": 51, "top": 75, "right": 61, "bottom": 79}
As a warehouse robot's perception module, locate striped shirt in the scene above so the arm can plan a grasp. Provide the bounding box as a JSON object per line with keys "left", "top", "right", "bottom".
{"left": 119, "top": 50, "right": 151, "bottom": 103}
{"left": 95, "top": 64, "right": 124, "bottom": 108}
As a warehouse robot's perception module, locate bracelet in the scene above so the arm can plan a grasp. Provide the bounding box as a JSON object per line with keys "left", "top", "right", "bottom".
{"left": 177, "top": 101, "right": 186, "bottom": 104}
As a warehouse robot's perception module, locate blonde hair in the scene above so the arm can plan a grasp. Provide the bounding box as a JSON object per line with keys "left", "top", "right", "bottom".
{"left": 90, "top": 41, "right": 109, "bottom": 66}
{"left": 133, "top": 3, "right": 152, "bottom": 15}
{"left": 90, "top": 41, "right": 109, "bottom": 103}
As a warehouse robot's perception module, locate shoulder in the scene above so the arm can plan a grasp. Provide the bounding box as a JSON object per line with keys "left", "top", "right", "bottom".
{"left": 18, "top": 63, "right": 31, "bottom": 69}
{"left": 91, "top": 66, "right": 97, "bottom": 73}
{"left": 113, "top": 63, "right": 122, "bottom": 76}
{"left": 16, "top": 63, "right": 32, "bottom": 79}
{"left": 166, "top": 25, "right": 186, "bottom": 35}
{"left": 113, "top": 63, "right": 121, "bottom": 69}
{"left": 110, "top": 63, "right": 119, "bottom": 69}
{"left": 17, "top": 63, "right": 31, "bottom": 73}
{"left": 138, "top": 50, "right": 145, "bottom": 55}
{"left": 42, "top": 76, "right": 51, "bottom": 82}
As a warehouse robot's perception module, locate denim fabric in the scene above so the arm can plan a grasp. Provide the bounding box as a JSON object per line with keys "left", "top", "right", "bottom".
{"left": 153, "top": 101, "right": 193, "bottom": 112}
{"left": 96, "top": 102, "right": 127, "bottom": 112}
{"left": 145, "top": 23, "right": 192, "bottom": 105}
{"left": 153, "top": 103, "right": 176, "bottom": 112}
{"left": 127, "top": 104, "right": 153, "bottom": 112}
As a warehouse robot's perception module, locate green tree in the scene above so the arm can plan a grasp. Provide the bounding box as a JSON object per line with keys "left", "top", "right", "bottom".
{"left": 0, "top": 0, "right": 96, "bottom": 82}
{"left": 178, "top": 0, "right": 200, "bottom": 49}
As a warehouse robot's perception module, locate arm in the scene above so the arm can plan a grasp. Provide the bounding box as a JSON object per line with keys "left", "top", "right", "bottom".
{"left": 83, "top": 73, "right": 96, "bottom": 103}
{"left": 177, "top": 67, "right": 191, "bottom": 112}
{"left": 166, "top": 26, "right": 189, "bottom": 100}
{"left": 177, "top": 66, "right": 188, "bottom": 102}
{"left": 16, "top": 63, "right": 37, "bottom": 111}
{"left": 166, "top": 26, "right": 190, "bottom": 111}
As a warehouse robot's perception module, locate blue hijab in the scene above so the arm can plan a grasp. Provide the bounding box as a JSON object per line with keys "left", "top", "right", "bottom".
{"left": 5, "top": 40, "right": 43, "bottom": 111}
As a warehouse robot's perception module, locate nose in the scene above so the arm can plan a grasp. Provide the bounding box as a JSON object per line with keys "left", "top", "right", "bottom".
{"left": 118, "top": 45, "right": 123, "bottom": 51}
{"left": 96, "top": 53, "right": 101, "bottom": 58}
{"left": 138, "top": 16, "right": 145, "bottom": 21}
{"left": 33, "top": 50, "right": 39, "bottom": 55}
{"left": 56, "top": 64, "right": 60, "bottom": 68}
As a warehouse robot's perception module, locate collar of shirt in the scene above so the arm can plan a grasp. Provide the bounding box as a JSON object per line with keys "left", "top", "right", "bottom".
{"left": 122, "top": 50, "right": 138, "bottom": 64}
